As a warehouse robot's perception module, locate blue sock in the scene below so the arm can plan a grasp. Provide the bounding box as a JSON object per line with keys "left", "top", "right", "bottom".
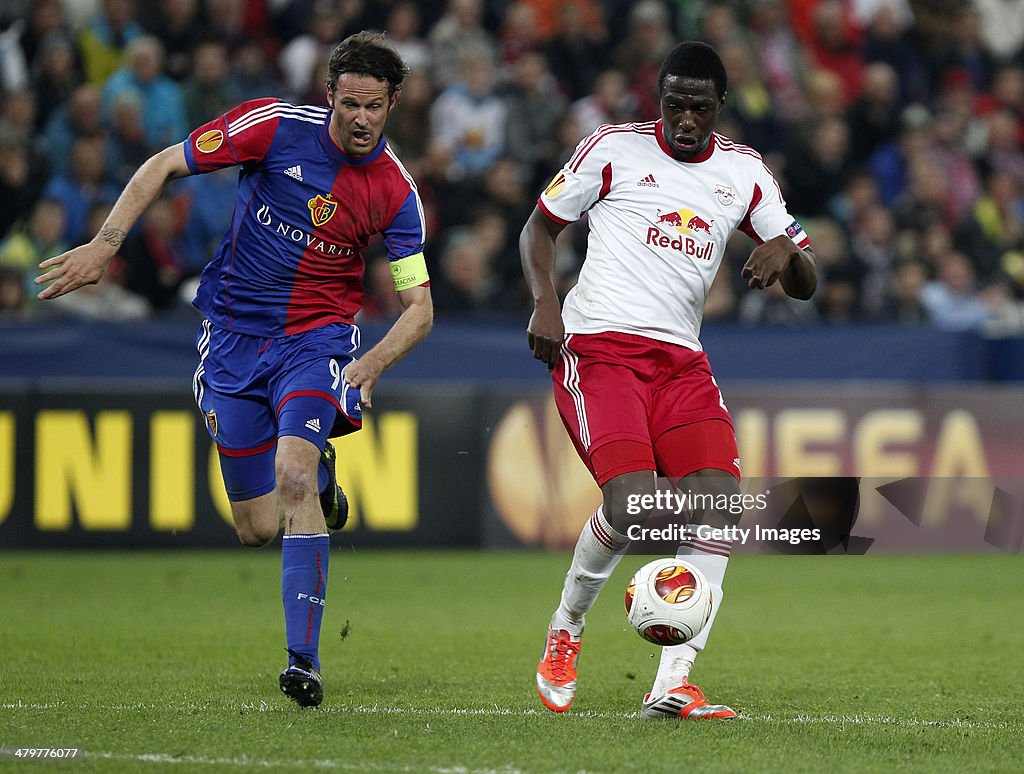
{"left": 281, "top": 533, "right": 330, "bottom": 671}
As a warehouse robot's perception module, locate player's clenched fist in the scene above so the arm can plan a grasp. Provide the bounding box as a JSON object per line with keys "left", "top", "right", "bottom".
{"left": 527, "top": 302, "right": 564, "bottom": 371}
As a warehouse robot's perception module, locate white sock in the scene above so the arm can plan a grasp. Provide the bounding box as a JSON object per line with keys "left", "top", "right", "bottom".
{"left": 649, "top": 536, "right": 731, "bottom": 697}
{"left": 551, "top": 506, "right": 630, "bottom": 636}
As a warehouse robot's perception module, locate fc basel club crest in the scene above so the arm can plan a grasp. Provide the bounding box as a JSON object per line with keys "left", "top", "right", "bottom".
{"left": 308, "top": 193, "right": 338, "bottom": 227}
{"left": 205, "top": 410, "right": 218, "bottom": 437}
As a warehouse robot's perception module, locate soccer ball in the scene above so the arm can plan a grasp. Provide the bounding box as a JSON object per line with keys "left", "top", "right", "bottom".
{"left": 624, "top": 558, "right": 713, "bottom": 646}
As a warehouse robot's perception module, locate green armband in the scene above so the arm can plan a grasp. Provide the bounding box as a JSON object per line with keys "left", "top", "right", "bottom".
{"left": 390, "top": 252, "right": 429, "bottom": 292}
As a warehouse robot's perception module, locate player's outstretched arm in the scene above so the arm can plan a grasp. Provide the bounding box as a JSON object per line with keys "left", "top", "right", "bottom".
{"left": 741, "top": 235, "right": 817, "bottom": 301}
{"left": 343, "top": 284, "right": 432, "bottom": 408}
{"left": 36, "top": 143, "right": 192, "bottom": 300}
{"left": 520, "top": 207, "right": 568, "bottom": 371}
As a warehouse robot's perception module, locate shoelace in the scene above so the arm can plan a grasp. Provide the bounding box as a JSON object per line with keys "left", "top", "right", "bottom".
{"left": 676, "top": 681, "right": 706, "bottom": 702}
{"left": 546, "top": 633, "right": 580, "bottom": 681}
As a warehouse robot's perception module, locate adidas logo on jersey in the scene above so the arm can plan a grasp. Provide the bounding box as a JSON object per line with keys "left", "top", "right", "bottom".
{"left": 284, "top": 165, "right": 304, "bottom": 181}
{"left": 305, "top": 418, "right": 321, "bottom": 432}
{"left": 637, "top": 174, "right": 659, "bottom": 188}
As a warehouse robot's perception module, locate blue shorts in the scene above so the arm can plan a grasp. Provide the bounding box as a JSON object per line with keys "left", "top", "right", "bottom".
{"left": 193, "top": 320, "right": 363, "bottom": 501}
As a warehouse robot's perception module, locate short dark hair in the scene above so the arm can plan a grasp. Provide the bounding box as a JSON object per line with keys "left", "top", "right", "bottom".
{"left": 326, "top": 31, "right": 408, "bottom": 97}
{"left": 658, "top": 41, "right": 728, "bottom": 99}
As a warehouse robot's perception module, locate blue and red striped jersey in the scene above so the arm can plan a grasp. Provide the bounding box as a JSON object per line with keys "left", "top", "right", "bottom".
{"left": 183, "top": 98, "right": 426, "bottom": 337}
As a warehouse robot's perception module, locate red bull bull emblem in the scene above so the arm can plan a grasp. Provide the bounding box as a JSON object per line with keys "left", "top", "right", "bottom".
{"left": 308, "top": 194, "right": 338, "bottom": 227}
{"left": 714, "top": 185, "right": 735, "bottom": 206}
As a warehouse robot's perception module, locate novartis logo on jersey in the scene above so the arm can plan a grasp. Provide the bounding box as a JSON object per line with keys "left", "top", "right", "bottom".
{"left": 647, "top": 207, "right": 716, "bottom": 261}
{"left": 254, "top": 203, "right": 355, "bottom": 256}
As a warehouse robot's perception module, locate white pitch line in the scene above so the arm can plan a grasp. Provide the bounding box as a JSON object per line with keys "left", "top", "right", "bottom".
{"left": 3, "top": 700, "right": 1016, "bottom": 731}
{"left": 87, "top": 751, "right": 527, "bottom": 773}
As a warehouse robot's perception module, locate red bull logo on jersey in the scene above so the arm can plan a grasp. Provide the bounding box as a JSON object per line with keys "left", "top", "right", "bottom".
{"left": 656, "top": 208, "right": 715, "bottom": 235}
{"left": 307, "top": 194, "right": 338, "bottom": 227}
{"left": 649, "top": 207, "right": 716, "bottom": 260}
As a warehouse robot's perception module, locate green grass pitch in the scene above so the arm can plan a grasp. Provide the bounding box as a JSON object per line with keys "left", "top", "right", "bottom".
{"left": 1, "top": 550, "right": 1021, "bottom": 772}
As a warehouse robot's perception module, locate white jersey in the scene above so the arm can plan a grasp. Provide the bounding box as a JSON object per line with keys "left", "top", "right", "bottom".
{"left": 539, "top": 120, "right": 810, "bottom": 350}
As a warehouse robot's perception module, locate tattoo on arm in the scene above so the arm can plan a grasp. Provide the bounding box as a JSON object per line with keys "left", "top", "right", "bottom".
{"left": 99, "top": 227, "right": 127, "bottom": 247}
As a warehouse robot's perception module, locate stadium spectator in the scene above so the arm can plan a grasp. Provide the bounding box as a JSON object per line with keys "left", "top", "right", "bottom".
{"left": 971, "top": 0, "right": 1024, "bottom": 63}
{"left": 40, "top": 84, "right": 105, "bottom": 177}
{"left": 860, "top": 1, "right": 929, "bottom": 104}
{"left": 118, "top": 195, "right": 191, "bottom": 310}
{"left": 430, "top": 227, "right": 504, "bottom": 317}
{"left": 879, "top": 259, "right": 930, "bottom": 323}
{"left": 0, "top": 267, "right": 26, "bottom": 315}
{"left": 498, "top": 1, "right": 543, "bottom": 74}
{"left": 180, "top": 40, "right": 242, "bottom": 128}
{"left": 870, "top": 103, "right": 935, "bottom": 206}
{"left": 204, "top": 0, "right": 275, "bottom": 51}
{"left": 500, "top": 51, "right": 567, "bottom": 185}
{"left": 954, "top": 169, "right": 1024, "bottom": 281}
{"left": 29, "top": 32, "right": 80, "bottom": 130}
{"left": 921, "top": 250, "right": 992, "bottom": 329}
{"left": 717, "top": 39, "right": 783, "bottom": 154}
{"left": 891, "top": 156, "right": 952, "bottom": 233}
{"left": 429, "top": 45, "right": 507, "bottom": 178}
{"left": 569, "top": 68, "right": 637, "bottom": 135}
{"left": 12, "top": 0, "right": 67, "bottom": 81}
{"left": 613, "top": 0, "right": 676, "bottom": 118}
{"left": 738, "top": 278, "right": 819, "bottom": 324}
{"left": 983, "top": 109, "right": 1024, "bottom": 187}
{"left": 850, "top": 203, "right": 899, "bottom": 317}
{"left": 932, "top": 107, "right": 983, "bottom": 222}
{"left": 747, "top": 0, "right": 810, "bottom": 118}
{"left": 543, "top": 1, "right": 609, "bottom": 102}
{"left": 428, "top": 0, "right": 499, "bottom": 88}
{"left": 100, "top": 36, "right": 187, "bottom": 152}
{"left": 383, "top": 1, "right": 432, "bottom": 75}
{"left": 804, "top": 0, "right": 865, "bottom": 105}
{"left": 41, "top": 133, "right": 119, "bottom": 244}
{"left": 383, "top": 69, "right": 433, "bottom": 161}
{"left": 0, "top": 198, "right": 67, "bottom": 313}
{"left": 0, "top": 133, "right": 49, "bottom": 238}
{"left": 938, "top": 5, "right": 995, "bottom": 95}
{"left": 829, "top": 168, "right": 881, "bottom": 231}
{"left": 358, "top": 255, "right": 404, "bottom": 321}
{"left": 77, "top": 0, "right": 146, "bottom": 87}
{"left": 146, "top": 0, "right": 204, "bottom": 82}
{"left": 104, "top": 91, "right": 149, "bottom": 186}
{"left": 176, "top": 167, "right": 237, "bottom": 278}
{"left": 279, "top": 1, "right": 349, "bottom": 102}
{"left": 846, "top": 62, "right": 902, "bottom": 160}
{"left": 228, "top": 38, "right": 283, "bottom": 102}
{"left": 785, "top": 116, "right": 855, "bottom": 217}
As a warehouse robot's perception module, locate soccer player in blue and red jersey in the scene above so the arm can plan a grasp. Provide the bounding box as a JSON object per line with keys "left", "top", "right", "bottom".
{"left": 36, "top": 32, "right": 433, "bottom": 708}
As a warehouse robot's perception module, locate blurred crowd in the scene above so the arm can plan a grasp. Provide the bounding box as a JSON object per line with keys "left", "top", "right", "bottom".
{"left": 1, "top": 0, "right": 1024, "bottom": 332}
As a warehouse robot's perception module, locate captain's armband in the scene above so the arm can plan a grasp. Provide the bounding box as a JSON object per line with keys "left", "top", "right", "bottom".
{"left": 390, "top": 252, "right": 429, "bottom": 292}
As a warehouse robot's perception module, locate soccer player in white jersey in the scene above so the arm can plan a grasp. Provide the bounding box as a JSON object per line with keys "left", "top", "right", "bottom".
{"left": 521, "top": 41, "right": 816, "bottom": 719}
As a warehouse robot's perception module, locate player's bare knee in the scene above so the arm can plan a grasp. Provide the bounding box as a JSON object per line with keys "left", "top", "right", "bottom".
{"left": 274, "top": 458, "right": 317, "bottom": 507}
{"left": 602, "top": 471, "right": 657, "bottom": 535}
{"left": 236, "top": 522, "right": 276, "bottom": 547}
